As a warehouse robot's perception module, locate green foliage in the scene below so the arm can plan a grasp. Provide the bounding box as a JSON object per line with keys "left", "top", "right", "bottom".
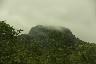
{"left": 0, "top": 21, "right": 23, "bottom": 64}
{"left": 0, "top": 22, "right": 96, "bottom": 64}
{"left": 0, "top": 21, "right": 23, "bottom": 41}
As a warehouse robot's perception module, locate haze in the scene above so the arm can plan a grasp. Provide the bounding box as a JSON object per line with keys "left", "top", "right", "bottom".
{"left": 0, "top": 0, "right": 96, "bottom": 43}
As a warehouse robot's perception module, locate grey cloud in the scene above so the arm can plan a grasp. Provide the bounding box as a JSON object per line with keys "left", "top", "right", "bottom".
{"left": 0, "top": 0, "right": 4, "bottom": 8}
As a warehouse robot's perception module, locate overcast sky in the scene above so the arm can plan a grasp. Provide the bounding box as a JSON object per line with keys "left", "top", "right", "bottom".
{"left": 0, "top": 0, "right": 96, "bottom": 43}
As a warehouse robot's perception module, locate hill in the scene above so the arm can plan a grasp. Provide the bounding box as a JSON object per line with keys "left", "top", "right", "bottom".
{"left": 0, "top": 22, "right": 96, "bottom": 64}
{"left": 18, "top": 25, "right": 96, "bottom": 64}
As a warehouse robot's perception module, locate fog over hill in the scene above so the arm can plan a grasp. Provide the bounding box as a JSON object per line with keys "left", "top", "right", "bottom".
{"left": 0, "top": 0, "right": 96, "bottom": 43}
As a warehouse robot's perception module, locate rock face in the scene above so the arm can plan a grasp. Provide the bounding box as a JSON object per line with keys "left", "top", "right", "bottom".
{"left": 29, "top": 25, "right": 72, "bottom": 39}
{"left": 28, "top": 25, "right": 77, "bottom": 47}
{"left": 29, "top": 25, "right": 49, "bottom": 39}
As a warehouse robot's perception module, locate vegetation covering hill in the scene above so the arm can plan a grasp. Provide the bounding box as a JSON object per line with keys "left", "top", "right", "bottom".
{"left": 0, "top": 21, "right": 96, "bottom": 64}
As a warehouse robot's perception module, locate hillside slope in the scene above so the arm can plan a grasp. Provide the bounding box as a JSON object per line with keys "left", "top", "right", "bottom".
{"left": 18, "top": 25, "right": 96, "bottom": 64}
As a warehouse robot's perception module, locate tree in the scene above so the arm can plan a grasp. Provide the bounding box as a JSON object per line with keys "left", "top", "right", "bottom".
{"left": 0, "top": 21, "right": 23, "bottom": 41}
{"left": 0, "top": 21, "right": 23, "bottom": 64}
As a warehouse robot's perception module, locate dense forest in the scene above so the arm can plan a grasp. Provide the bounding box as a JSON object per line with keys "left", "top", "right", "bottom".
{"left": 0, "top": 21, "right": 96, "bottom": 64}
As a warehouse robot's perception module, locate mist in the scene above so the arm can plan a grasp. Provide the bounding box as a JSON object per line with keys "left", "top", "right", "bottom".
{"left": 0, "top": 0, "right": 96, "bottom": 43}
